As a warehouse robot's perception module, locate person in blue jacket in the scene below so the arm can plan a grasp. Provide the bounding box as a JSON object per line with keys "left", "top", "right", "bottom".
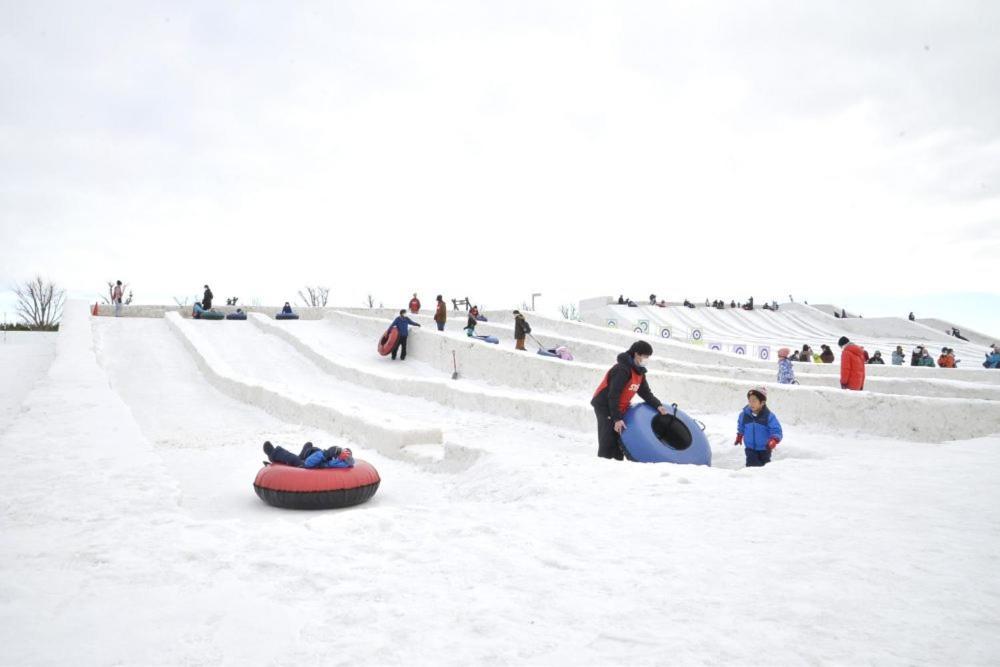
{"left": 984, "top": 345, "right": 1000, "bottom": 369}
{"left": 263, "top": 441, "right": 355, "bottom": 468}
{"left": 281, "top": 302, "right": 294, "bottom": 315}
{"left": 733, "top": 386, "right": 783, "bottom": 468}
{"left": 388, "top": 309, "right": 421, "bottom": 361}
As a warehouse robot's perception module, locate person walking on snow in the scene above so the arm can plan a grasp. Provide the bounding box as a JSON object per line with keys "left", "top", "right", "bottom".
{"left": 388, "top": 309, "right": 421, "bottom": 361}
{"left": 112, "top": 280, "right": 124, "bottom": 317}
{"left": 513, "top": 310, "right": 531, "bottom": 351}
{"left": 776, "top": 348, "right": 797, "bottom": 384}
{"left": 409, "top": 293, "right": 421, "bottom": 313}
{"left": 433, "top": 295, "right": 447, "bottom": 331}
{"left": 202, "top": 285, "right": 213, "bottom": 310}
{"left": 734, "top": 387, "right": 783, "bottom": 468}
{"left": 590, "top": 341, "right": 669, "bottom": 461}
{"left": 838, "top": 336, "right": 866, "bottom": 390}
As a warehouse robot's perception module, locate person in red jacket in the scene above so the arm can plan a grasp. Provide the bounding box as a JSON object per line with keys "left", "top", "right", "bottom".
{"left": 408, "top": 293, "right": 421, "bottom": 313}
{"left": 838, "top": 336, "right": 866, "bottom": 390}
{"left": 590, "top": 340, "right": 669, "bottom": 460}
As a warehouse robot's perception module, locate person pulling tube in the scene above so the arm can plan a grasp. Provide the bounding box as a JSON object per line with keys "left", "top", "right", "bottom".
{"left": 590, "top": 340, "right": 669, "bottom": 461}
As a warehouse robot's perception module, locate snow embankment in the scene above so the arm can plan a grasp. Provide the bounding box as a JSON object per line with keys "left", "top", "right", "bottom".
{"left": 325, "top": 311, "right": 1000, "bottom": 443}
{"left": 251, "top": 314, "right": 594, "bottom": 433}
{"left": 164, "top": 312, "right": 443, "bottom": 456}
{"left": 462, "top": 317, "right": 1000, "bottom": 401}
{"left": 512, "top": 309, "right": 1000, "bottom": 384}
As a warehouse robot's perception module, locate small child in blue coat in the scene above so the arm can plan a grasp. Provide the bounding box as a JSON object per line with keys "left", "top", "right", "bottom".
{"left": 733, "top": 386, "right": 783, "bottom": 467}
{"left": 263, "top": 441, "right": 355, "bottom": 468}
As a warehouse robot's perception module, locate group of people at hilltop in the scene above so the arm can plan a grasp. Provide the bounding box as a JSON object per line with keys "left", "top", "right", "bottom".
{"left": 385, "top": 294, "right": 539, "bottom": 360}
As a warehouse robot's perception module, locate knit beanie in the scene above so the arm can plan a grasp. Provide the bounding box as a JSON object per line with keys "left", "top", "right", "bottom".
{"left": 838, "top": 336, "right": 850, "bottom": 347}
{"left": 747, "top": 386, "right": 768, "bottom": 402}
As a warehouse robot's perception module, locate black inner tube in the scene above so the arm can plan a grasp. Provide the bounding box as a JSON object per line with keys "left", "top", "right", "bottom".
{"left": 650, "top": 413, "right": 693, "bottom": 451}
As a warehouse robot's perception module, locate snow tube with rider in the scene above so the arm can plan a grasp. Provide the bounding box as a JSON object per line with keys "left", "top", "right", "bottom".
{"left": 378, "top": 328, "right": 399, "bottom": 356}
{"left": 275, "top": 312, "right": 300, "bottom": 320}
{"left": 226, "top": 311, "right": 247, "bottom": 320}
{"left": 200, "top": 310, "right": 225, "bottom": 320}
{"left": 619, "top": 403, "right": 712, "bottom": 466}
{"left": 537, "top": 349, "right": 560, "bottom": 358}
{"left": 254, "top": 460, "right": 380, "bottom": 509}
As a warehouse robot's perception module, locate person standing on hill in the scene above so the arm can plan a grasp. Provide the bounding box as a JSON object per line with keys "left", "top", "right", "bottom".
{"left": 409, "top": 293, "right": 421, "bottom": 313}
{"left": 112, "top": 280, "right": 124, "bottom": 317}
{"left": 433, "top": 295, "right": 447, "bottom": 331}
{"left": 513, "top": 310, "right": 531, "bottom": 351}
{"left": 387, "top": 309, "right": 421, "bottom": 361}
{"left": 838, "top": 336, "right": 866, "bottom": 390}
{"left": 202, "top": 285, "right": 213, "bottom": 310}
{"left": 590, "top": 341, "right": 669, "bottom": 461}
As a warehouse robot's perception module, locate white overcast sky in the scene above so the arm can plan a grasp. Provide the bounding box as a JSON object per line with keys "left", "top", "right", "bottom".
{"left": 2, "top": 1, "right": 999, "bottom": 332}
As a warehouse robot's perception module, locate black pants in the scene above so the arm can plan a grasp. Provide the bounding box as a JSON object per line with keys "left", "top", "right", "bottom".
{"left": 391, "top": 335, "right": 408, "bottom": 360}
{"left": 745, "top": 448, "right": 772, "bottom": 467}
{"left": 268, "top": 443, "right": 321, "bottom": 467}
{"left": 593, "top": 406, "right": 624, "bottom": 460}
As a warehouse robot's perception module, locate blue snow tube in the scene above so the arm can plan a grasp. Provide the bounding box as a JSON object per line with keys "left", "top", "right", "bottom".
{"left": 537, "top": 349, "right": 559, "bottom": 358}
{"left": 619, "top": 403, "right": 711, "bottom": 466}
{"left": 226, "top": 312, "right": 247, "bottom": 320}
{"left": 474, "top": 335, "right": 499, "bottom": 344}
{"left": 275, "top": 313, "right": 300, "bottom": 320}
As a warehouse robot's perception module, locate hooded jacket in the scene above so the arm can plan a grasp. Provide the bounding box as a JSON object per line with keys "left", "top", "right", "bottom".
{"left": 840, "top": 343, "right": 866, "bottom": 390}
{"left": 737, "top": 405, "right": 783, "bottom": 451}
{"left": 591, "top": 352, "right": 662, "bottom": 422}
{"left": 514, "top": 314, "right": 531, "bottom": 339}
{"left": 434, "top": 299, "right": 447, "bottom": 323}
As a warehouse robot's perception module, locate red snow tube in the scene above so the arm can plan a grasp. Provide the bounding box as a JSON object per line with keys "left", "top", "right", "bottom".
{"left": 253, "top": 460, "right": 381, "bottom": 509}
{"left": 378, "top": 328, "right": 399, "bottom": 356}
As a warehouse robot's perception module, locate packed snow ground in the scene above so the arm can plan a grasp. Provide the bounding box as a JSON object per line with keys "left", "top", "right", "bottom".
{"left": 1, "top": 302, "right": 999, "bottom": 665}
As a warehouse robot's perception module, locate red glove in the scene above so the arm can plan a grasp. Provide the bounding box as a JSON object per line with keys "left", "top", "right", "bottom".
{"left": 734, "top": 433, "right": 743, "bottom": 446}
{"left": 767, "top": 438, "right": 779, "bottom": 451}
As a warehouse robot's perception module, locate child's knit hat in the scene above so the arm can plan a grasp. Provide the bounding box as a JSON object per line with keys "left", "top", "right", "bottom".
{"left": 747, "top": 386, "right": 768, "bottom": 402}
{"left": 777, "top": 347, "right": 790, "bottom": 359}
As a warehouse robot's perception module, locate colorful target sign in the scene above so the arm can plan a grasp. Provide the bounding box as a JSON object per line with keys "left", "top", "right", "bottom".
{"left": 691, "top": 328, "right": 703, "bottom": 340}
{"left": 757, "top": 346, "right": 771, "bottom": 360}
{"left": 634, "top": 327, "right": 644, "bottom": 333}
{"left": 660, "top": 327, "right": 671, "bottom": 339}
{"left": 637, "top": 320, "right": 649, "bottom": 333}
{"left": 607, "top": 319, "right": 617, "bottom": 328}
{"left": 708, "top": 342, "right": 723, "bottom": 351}
{"left": 732, "top": 344, "right": 747, "bottom": 355}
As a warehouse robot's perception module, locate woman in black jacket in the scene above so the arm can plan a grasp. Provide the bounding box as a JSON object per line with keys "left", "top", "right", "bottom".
{"left": 590, "top": 341, "right": 669, "bottom": 460}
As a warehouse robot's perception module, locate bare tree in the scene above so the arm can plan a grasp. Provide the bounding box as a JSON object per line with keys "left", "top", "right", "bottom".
{"left": 560, "top": 303, "right": 580, "bottom": 321}
{"left": 100, "top": 280, "right": 133, "bottom": 305}
{"left": 14, "top": 276, "right": 65, "bottom": 329}
{"left": 298, "top": 286, "right": 330, "bottom": 308}
{"left": 172, "top": 296, "right": 190, "bottom": 306}
{"left": 366, "top": 294, "right": 376, "bottom": 308}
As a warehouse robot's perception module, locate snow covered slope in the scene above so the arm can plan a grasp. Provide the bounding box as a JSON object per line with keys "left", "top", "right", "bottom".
{"left": 2, "top": 302, "right": 999, "bottom": 665}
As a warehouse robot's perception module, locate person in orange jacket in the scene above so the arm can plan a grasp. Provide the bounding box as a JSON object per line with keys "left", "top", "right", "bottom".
{"left": 838, "top": 336, "right": 866, "bottom": 390}
{"left": 408, "top": 293, "right": 421, "bottom": 313}
{"left": 938, "top": 347, "right": 956, "bottom": 368}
